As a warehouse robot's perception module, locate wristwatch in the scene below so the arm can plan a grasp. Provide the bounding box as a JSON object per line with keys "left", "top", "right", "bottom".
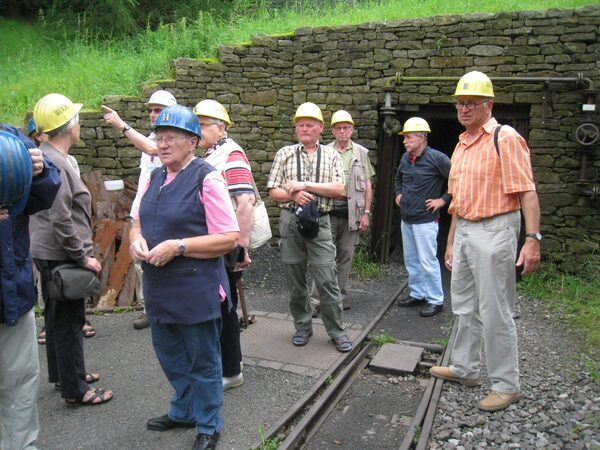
{"left": 177, "top": 239, "right": 186, "bottom": 256}
{"left": 363, "top": 209, "right": 371, "bottom": 215}
{"left": 525, "top": 232, "right": 543, "bottom": 241}
{"left": 122, "top": 124, "right": 131, "bottom": 135}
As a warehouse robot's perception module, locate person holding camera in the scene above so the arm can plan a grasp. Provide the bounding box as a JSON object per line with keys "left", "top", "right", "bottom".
{"left": 267, "top": 103, "right": 352, "bottom": 353}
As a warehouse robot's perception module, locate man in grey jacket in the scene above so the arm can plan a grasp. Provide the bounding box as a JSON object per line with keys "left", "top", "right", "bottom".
{"left": 310, "top": 110, "right": 374, "bottom": 315}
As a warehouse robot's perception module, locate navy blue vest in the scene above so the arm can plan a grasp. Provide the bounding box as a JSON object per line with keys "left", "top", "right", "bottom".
{"left": 139, "top": 157, "right": 230, "bottom": 324}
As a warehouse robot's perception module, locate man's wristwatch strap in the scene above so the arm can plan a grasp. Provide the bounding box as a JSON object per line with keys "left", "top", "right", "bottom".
{"left": 525, "top": 232, "right": 542, "bottom": 241}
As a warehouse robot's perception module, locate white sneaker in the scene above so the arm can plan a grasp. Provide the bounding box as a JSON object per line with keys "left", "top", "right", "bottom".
{"left": 223, "top": 373, "right": 244, "bottom": 391}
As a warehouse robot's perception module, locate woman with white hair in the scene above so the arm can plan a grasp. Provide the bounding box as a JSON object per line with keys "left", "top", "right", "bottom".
{"left": 30, "top": 93, "right": 113, "bottom": 406}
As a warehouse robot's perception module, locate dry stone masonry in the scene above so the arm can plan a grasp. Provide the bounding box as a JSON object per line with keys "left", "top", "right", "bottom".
{"left": 73, "top": 6, "right": 600, "bottom": 266}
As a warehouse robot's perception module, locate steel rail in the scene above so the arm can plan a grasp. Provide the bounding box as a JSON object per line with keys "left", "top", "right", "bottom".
{"left": 251, "top": 280, "right": 408, "bottom": 449}
{"left": 415, "top": 319, "right": 459, "bottom": 450}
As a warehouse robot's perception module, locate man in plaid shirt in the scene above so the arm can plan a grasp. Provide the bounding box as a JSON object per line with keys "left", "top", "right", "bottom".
{"left": 267, "top": 103, "right": 353, "bottom": 353}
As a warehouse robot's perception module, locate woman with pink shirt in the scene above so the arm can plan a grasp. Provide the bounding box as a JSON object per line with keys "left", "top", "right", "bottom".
{"left": 129, "top": 105, "right": 238, "bottom": 450}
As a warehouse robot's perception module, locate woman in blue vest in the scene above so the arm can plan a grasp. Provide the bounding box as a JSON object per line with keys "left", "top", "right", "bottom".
{"left": 129, "top": 105, "right": 239, "bottom": 450}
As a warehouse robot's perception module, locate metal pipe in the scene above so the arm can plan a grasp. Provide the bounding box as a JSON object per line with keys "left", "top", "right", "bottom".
{"left": 392, "top": 72, "right": 594, "bottom": 90}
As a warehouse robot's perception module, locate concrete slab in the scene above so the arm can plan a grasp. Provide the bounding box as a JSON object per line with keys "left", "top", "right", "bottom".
{"left": 241, "top": 314, "right": 361, "bottom": 372}
{"left": 369, "top": 343, "right": 424, "bottom": 374}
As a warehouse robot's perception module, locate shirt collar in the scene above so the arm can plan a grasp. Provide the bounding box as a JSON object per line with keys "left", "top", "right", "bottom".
{"left": 203, "top": 135, "right": 230, "bottom": 157}
{"left": 458, "top": 117, "right": 498, "bottom": 144}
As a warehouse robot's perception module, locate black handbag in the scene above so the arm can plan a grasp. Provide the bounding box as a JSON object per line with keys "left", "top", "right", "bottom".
{"left": 295, "top": 146, "right": 321, "bottom": 239}
{"left": 50, "top": 263, "right": 101, "bottom": 301}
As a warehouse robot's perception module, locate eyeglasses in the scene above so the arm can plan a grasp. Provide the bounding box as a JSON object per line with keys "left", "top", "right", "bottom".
{"left": 147, "top": 108, "right": 163, "bottom": 114}
{"left": 454, "top": 100, "right": 489, "bottom": 111}
{"left": 155, "top": 135, "right": 190, "bottom": 145}
{"left": 199, "top": 122, "right": 219, "bottom": 128}
{"left": 333, "top": 126, "right": 353, "bottom": 132}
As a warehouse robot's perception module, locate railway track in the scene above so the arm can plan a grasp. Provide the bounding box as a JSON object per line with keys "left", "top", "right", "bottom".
{"left": 251, "top": 280, "right": 458, "bottom": 450}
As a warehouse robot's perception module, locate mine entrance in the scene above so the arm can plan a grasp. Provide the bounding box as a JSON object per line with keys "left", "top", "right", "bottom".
{"left": 372, "top": 103, "right": 530, "bottom": 263}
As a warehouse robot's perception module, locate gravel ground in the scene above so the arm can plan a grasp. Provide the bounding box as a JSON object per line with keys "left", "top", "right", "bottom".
{"left": 430, "top": 294, "right": 600, "bottom": 450}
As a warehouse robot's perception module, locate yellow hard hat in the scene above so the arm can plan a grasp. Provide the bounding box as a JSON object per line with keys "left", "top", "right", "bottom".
{"left": 400, "top": 117, "right": 431, "bottom": 135}
{"left": 331, "top": 110, "right": 354, "bottom": 126}
{"left": 294, "top": 102, "right": 324, "bottom": 123}
{"left": 33, "top": 93, "right": 83, "bottom": 133}
{"left": 193, "top": 99, "right": 232, "bottom": 126}
{"left": 454, "top": 71, "right": 495, "bottom": 98}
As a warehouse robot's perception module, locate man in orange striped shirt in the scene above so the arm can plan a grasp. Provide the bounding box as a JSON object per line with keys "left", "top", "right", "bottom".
{"left": 430, "top": 71, "right": 542, "bottom": 412}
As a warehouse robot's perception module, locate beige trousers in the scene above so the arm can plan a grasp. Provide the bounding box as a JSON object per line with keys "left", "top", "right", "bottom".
{"left": 449, "top": 211, "right": 521, "bottom": 394}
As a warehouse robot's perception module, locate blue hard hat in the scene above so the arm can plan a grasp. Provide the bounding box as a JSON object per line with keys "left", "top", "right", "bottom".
{"left": 0, "top": 131, "right": 33, "bottom": 216}
{"left": 27, "top": 117, "right": 37, "bottom": 136}
{"left": 154, "top": 105, "right": 202, "bottom": 138}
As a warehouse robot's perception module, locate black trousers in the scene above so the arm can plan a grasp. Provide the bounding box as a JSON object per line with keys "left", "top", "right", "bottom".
{"left": 35, "top": 259, "right": 89, "bottom": 399}
{"left": 221, "top": 270, "right": 242, "bottom": 377}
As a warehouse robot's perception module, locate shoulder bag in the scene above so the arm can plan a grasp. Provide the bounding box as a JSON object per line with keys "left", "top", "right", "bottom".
{"left": 50, "top": 263, "right": 101, "bottom": 301}
{"left": 249, "top": 181, "right": 272, "bottom": 250}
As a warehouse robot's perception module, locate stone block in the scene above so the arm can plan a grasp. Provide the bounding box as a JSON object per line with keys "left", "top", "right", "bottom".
{"left": 467, "top": 45, "right": 504, "bottom": 56}
{"left": 430, "top": 56, "right": 473, "bottom": 68}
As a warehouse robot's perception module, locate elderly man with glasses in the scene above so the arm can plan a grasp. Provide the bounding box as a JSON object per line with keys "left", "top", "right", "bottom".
{"left": 430, "top": 71, "right": 542, "bottom": 412}
{"left": 103, "top": 90, "right": 177, "bottom": 330}
{"left": 309, "top": 110, "right": 374, "bottom": 316}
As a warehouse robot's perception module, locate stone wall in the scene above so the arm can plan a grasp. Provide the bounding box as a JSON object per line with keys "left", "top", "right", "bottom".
{"left": 74, "top": 5, "right": 600, "bottom": 266}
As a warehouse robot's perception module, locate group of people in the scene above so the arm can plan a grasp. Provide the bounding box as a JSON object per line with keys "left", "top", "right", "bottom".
{"left": 0, "top": 69, "right": 541, "bottom": 450}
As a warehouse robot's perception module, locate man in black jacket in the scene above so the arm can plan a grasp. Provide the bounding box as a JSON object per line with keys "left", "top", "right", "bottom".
{"left": 394, "top": 117, "right": 450, "bottom": 317}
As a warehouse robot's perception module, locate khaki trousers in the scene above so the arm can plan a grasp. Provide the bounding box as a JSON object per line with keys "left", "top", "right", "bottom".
{"left": 279, "top": 209, "right": 345, "bottom": 339}
{"left": 449, "top": 211, "right": 521, "bottom": 394}
{"left": 310, "top": 215, "right": 359, "bottom": 306}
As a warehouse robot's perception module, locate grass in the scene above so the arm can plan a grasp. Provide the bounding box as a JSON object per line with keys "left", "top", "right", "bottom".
{"left": 518, "top": 262, "right": 600, "bottom": 359}
{"left": 430, "top": 337, "right": 449, "bottom": 347}
{"left": 1, "top": 0, "right": 598, "bottom": 125}
{"left": 257, "top": 424, "right": 280, "bottom": 450}
{"left": 352, "top": 249, "right": 384, "bottom": 280}
{"left": 370, "top": 333, "right": 397, "bottom": 347}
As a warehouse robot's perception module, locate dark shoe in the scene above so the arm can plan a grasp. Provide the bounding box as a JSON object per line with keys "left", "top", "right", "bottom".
{"left": 133, "top": 313, "right": 150, "bottom": 330}
{"left": 332, "top": 335, "right": 353, "bottom": 353}
{"left": 397, "top": 296, "right": 425, "bottom": 307}
{"left": 147, "top": 414, "right": 195, "bottom": 431}
{"left": 292, "top": 329, "right": 313, "bottom": 346}
{"left": 193, "top": 433, "right": 220, "bottom": 450}
{"left": 420, "top": 304, "right": 443, "bottom": 317}
{"left": 342, "top": 303, "right": 351, "bottom": 311}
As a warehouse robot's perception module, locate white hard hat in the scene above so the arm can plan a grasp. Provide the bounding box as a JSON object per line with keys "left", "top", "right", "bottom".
{"left": 146, "top": 90, "right": 177, "bottom": 107}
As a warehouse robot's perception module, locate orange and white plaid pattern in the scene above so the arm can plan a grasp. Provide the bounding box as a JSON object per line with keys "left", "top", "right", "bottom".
{"left": 448, "top": 118, "right": 536, "bottom": 221}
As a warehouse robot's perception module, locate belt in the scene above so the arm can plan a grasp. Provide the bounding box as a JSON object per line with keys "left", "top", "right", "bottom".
{"left": 283, "top": 207, "right": 330, "bottom": 216}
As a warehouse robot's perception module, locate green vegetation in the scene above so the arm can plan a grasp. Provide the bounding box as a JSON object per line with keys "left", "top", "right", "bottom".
{"left": 2, "top": 0, "right": 598, "bottom": 124}
{"left": 430, "top": 337, "right": 449, "bottom": 347}
{"left": 257, "top": 424, "right": 280, "bottom": 450}
{"left": 352, "top": 249, "right": 384, "bottom": 280}
{"left": 370, "top": 333, "right": 397, "bottom": 347}
{"left": 113, "top": 306, "right": 136, "bottom": 313}
{"left": 518, "top": 263, "right": 600, "bottom": 359}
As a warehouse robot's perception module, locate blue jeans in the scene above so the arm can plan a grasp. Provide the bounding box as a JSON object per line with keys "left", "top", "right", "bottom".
{"left": 401, "top": 220, "right": 444, "bottom": 305}
{"left": 151, "top": 319, "right": 223, "bottom": 435}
